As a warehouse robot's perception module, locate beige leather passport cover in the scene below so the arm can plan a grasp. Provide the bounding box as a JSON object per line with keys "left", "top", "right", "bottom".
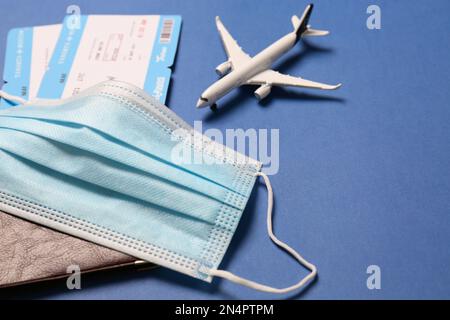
{"left": 0, "top": 210, "right": 151, "bottom": 288}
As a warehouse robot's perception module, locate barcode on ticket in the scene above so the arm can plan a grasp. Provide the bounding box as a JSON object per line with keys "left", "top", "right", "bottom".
{"left": 159, "top": 19, "right": 174, "bottom": 43}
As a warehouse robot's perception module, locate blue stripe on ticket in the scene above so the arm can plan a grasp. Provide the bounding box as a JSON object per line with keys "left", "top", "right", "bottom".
{"left": 1, "top": 27, "right": 33, "bottom": 109}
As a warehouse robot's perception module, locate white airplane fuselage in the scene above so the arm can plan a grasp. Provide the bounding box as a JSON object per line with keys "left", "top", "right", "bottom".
{"left": 197, "top": 32, "right": 297, "bottom": 108}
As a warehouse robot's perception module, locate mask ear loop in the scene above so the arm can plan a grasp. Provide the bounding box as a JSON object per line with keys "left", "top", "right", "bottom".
{"left": 0, "top": 90, "right": 27, "bottom": 105}
{"left": 208, "top": 171, "right": 317, "bottom": 294}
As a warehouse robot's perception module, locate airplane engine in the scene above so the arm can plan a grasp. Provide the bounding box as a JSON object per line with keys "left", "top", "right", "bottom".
{"left": 215, "top": 61, "right": 232, "bottom": 76}
{"left": 254, "top": 84, "right": 272, "bottom": 100}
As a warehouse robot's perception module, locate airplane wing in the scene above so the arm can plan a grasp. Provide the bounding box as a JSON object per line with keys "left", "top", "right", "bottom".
{"left": 215, "top": 16, "right": 251, "bottom": 69}
{"left": 247, "top": 69, "right": 342, "bottom": 90}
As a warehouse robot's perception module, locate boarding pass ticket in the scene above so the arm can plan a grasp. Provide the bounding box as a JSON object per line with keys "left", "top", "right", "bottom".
{"left": 1, "top": 24, "right": 61, "bottom": 109}
{"left": 1, "top": 15, "right": 181, "bottom": 109}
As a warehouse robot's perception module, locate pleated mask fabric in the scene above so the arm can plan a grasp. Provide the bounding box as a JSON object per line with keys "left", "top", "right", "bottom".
{"left": 0, "top": 81, "right": 317, "bottom": 293}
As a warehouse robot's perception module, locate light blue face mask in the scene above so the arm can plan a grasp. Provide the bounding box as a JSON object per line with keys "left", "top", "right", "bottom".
{"left": 0, "top": 81, "right": 316, "bottom": 293}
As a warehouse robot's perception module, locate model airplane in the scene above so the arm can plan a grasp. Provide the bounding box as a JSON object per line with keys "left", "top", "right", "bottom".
{"left": 196, "top": 4, "right": 341, "bottom": 109}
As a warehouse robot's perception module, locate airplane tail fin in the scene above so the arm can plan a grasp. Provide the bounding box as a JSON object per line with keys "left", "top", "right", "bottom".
{"left": 292, "top": 4, "right": 329, "bottom": 39}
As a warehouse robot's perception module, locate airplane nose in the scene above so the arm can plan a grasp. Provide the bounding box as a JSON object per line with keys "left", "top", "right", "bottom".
{"left": 196, "top": 99, "right": 204, "bottom": 108}
{"left": 196, "top": 98, "right": 208, "bottom": 108}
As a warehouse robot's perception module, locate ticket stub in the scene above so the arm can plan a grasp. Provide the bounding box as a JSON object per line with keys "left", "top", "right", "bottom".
{"left": 38, "top": 15, "right": 181, "bottom": 103}
{"left": 0, "top": 24, "right": 61, "bottom": 109}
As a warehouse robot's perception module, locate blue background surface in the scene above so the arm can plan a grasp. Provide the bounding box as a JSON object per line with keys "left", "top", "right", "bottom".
{"left": 1, "top": 0, "right": 449, "bottom": 299}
